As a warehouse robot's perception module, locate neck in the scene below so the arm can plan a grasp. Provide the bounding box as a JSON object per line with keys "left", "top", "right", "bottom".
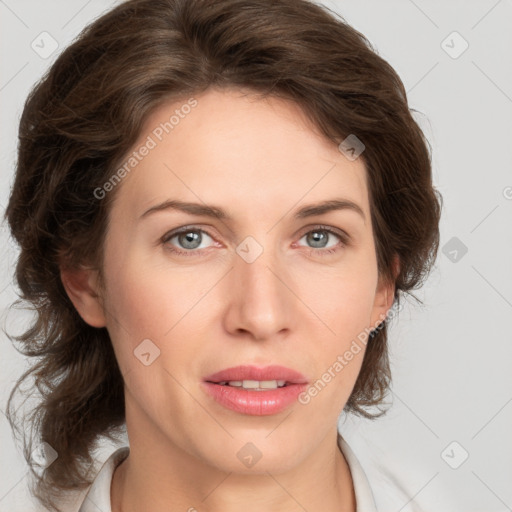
{"left": 111, "top": 403, "right": 356, "bottom": 512}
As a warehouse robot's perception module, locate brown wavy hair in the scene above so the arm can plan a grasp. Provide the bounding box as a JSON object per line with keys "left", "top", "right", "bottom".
{"left": 3, "top": 0, "right": 442, "bottom": 510}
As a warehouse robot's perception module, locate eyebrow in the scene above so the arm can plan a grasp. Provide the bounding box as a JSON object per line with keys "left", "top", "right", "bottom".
{"left": 140, "top": 198, "right": 366, "bottom": 222}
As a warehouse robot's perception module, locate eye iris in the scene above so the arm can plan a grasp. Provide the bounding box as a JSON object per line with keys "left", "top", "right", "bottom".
{"left": 179, "top": 231, "right": 201, "bottom": 249}
{"left": 307, "top": 230, "right": 328, "bottom": 248}
{"left": 171, "top": 229, "right": 334, "bottom": 252}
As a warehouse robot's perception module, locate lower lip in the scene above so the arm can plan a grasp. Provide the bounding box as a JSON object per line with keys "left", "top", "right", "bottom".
{"left": 201, "top": 382, "right": 308, "bottom": 416}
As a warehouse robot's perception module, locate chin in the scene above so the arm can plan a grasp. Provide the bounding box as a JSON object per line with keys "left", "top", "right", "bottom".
{"left": 195, "top": 433, "right": 308, "bottom": 475}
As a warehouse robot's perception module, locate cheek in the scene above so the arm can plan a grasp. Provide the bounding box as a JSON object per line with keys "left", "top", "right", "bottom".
{"left": 101, "top": 252, "right": 224, "bottom": 380}
{"left": 101, "top": 262, "right": 199, "bottom": 413}
{"left": 102, "top": 236, "right": 207, "bottom": 335}
{"left": 297, "top": 261, "right": 378, "bottom": 339}
{"left": 296, "top": 274, "right": 374, "bottom": 413}
{"left": 293, "top": 257, "right": 378, "bottom": 402}
{"left": 311, "top": 283, "right": 373, "bottom": 378}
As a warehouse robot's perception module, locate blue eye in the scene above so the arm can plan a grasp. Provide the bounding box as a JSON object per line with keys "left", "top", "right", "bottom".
{"left": 162, "top": 227, "right": 215, "bottom": 256}
{"left": 294, "top": 226, "right": 349, "bottom": 256}
{"left": 296, "top": 228, "right": 346, "bottom": 255}
{"left": 161, "top": 225, "right": 348, "bottom": 258}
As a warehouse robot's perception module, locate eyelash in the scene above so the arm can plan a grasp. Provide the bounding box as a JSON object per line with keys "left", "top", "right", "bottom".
{"left": 161, "top": 225, "right": 349, "bottom": 258}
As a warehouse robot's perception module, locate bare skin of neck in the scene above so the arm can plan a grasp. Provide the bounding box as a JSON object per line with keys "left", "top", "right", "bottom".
{"left": 110, "top": 444, "right": 356, "bottom": 512}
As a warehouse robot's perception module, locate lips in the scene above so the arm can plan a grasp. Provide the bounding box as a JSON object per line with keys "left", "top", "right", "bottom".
{"left": 203, "top": 364, "right": 309, "bottom": 385}
{"left": 201, "top": 364, "right": 309, "bottom": 415}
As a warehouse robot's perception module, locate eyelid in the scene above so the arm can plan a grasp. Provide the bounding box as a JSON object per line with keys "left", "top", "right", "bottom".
{"left": 295, "top": 224, "right": 350, "bottom": 244}
{"left": 161, "top": 223, "right": 350, "bottom": 256}
{"left": 161, "top": 224, "right": 217, "bottom": 245}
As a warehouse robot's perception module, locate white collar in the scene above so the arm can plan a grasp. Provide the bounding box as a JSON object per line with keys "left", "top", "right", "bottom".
{"left": 78, "top": 433, "right": 377, "bottom": 512}
{"left": 337, "top": 433, "right": 378, "bottom": 511}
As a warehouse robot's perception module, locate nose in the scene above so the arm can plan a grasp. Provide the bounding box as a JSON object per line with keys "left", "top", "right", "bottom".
{"left": 222, "top": 242, "right": 293, "bottom": 342}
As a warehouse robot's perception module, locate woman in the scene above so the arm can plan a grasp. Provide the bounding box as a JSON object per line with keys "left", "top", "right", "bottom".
{"left": 4, "top": 0, "right": 441, "bottom": 511}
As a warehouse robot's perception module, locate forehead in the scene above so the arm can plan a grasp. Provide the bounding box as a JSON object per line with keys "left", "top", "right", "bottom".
{"left": 110, "top": 87, "right": 370, "bottom": 223}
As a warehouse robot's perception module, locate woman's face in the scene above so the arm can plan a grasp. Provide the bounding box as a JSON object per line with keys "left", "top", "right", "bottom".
{"left": 81, "top": 87, "right": 393, "bottom": 473}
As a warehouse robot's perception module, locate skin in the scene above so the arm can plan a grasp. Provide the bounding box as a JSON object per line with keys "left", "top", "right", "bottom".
{"left": 61, "top": 86, "right": 395, "bottom": 512}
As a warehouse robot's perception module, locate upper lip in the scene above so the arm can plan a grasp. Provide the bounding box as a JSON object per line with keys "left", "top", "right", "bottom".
{"left": 204, "top": 365, "right": 309, "bottom": 384}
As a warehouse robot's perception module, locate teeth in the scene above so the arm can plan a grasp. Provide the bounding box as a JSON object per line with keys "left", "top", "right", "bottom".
{"left": 218, "top": 379, "right": 287, "bottom": 390}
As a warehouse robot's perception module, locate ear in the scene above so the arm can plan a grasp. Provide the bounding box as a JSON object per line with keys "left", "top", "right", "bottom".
{"left": 369, "top": 254, "right": 400, "bottom": 329}
{"left": 60, "top": 265, "right": 107, "bottom": 328}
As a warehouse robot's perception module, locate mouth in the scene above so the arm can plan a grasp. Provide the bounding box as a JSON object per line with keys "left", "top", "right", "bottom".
{"left": 213, "top": 379, "right": 290, "bottom": 390}
{"left": 201, "top": 365, "right": 309, "bottom": 415}
{"left": 203, "top": 364, "right": 309, "bottom": 387}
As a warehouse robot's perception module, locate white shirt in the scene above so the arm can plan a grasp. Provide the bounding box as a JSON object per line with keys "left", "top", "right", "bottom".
{"left": 78, "top": 433, "right": 377, "bottom": 512}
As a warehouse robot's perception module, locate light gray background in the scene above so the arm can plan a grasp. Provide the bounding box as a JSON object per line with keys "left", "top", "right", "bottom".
{"left": 1, "top": 1, "right": 511, "bottom": 511}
